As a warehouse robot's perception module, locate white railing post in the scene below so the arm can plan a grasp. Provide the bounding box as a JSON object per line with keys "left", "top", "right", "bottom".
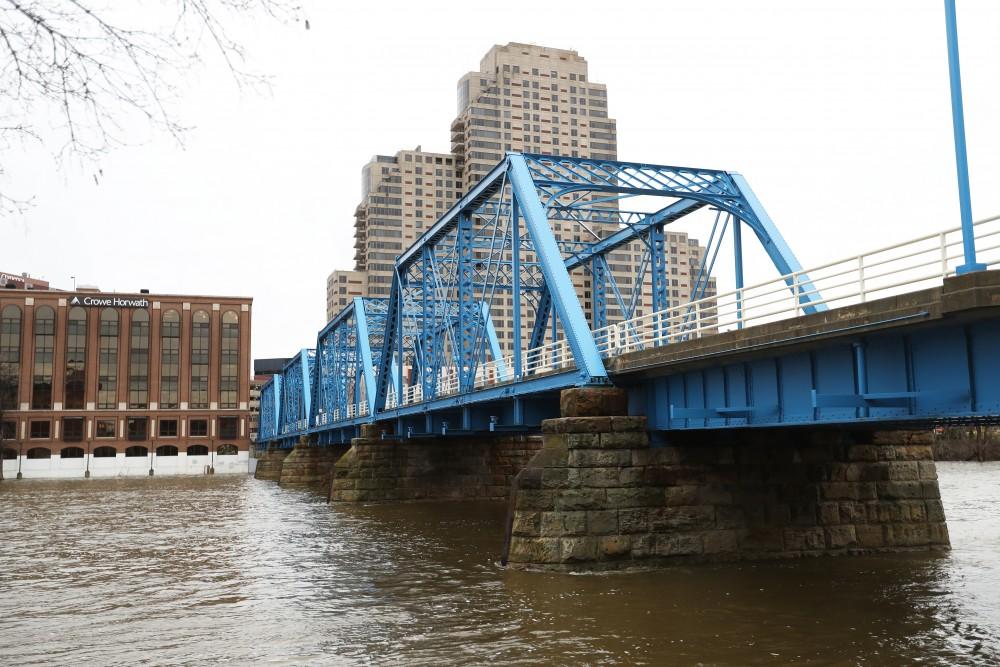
{"left": 940, "top": 232, "right": 949, "bottom": 277}
{"left": 858, "top": 255, "right": 866, "bottom": 303}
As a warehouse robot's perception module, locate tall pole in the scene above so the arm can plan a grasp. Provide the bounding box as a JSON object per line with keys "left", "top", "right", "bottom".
{"left": 944, "top": 0, "right": 985, "bottom": 274}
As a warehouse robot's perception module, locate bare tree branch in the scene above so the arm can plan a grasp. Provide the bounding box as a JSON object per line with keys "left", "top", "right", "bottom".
{"left": 0, "top": 0, "right": 304, "bottom": 212}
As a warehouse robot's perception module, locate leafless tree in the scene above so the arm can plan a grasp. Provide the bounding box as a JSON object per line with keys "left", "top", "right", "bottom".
{"left": 0, "top": 0, "right": 304, "bottom": 212}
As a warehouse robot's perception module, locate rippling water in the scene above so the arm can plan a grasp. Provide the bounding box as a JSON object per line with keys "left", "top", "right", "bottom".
{"left": 1, "top": 463, "right": 998, "bottom": 666}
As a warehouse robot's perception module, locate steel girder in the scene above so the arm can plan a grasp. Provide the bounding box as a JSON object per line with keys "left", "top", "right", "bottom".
{"left": 278, "top": 349, "right": 314, "bottom": 439}
{"left": 255, "top": 152, "right": 821, "bottom": 444}
{"left": 257, "top": 375, "right": 281, "bottom": 443}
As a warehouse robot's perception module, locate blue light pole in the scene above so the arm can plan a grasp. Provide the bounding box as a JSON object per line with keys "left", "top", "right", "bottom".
{"left": 944, "top": 0, "right": 985, "bottom": 274}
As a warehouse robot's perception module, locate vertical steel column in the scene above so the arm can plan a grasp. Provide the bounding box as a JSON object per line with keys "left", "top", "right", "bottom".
{"left": 457, "top": 213, "right": 476, "bottom": 390}
{"left": 733, "top": 218, "right": 745, "bottom": 329}
{"left": 650, "top": 223, "right": 668, "bottom": 344}
{"left": 421, "top": 248, "right": 436, "bottom": 400}
{"left": 592, "top": 256, "right": 608, "bottom": 340}
{"left": 944, "top": 0, "right": 985, "bottom": 274}
{"left": 511, "top": 199, "right": 523, "bottom": 380}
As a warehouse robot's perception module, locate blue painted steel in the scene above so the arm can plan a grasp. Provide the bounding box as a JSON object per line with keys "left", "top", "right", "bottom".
{"left": 508, "top": 154, "right": 608, "bottom": 383}
{"left": 943, "top": 0, "right": 986, "bottom": 274}
{"left": 636, "top": 316, "right": 1000, "bottom": 430}
{"left": 256, "top": 152, "right": 858, "bottom": 446}
{"left": 733, "top": 218, "right": 745, "bottom": 329}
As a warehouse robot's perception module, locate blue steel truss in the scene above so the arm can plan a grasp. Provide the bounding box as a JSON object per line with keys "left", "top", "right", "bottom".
{"left": 257, "top": 153, "right": 824, "bottom": 445}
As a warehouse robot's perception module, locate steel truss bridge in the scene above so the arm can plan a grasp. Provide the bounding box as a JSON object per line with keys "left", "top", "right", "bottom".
{"left": 257, "top": 153, "right": 1000, "bottom": 448}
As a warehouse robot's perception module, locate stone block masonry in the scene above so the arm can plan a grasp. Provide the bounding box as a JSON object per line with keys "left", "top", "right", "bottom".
{"left": 253, "top": 448, "right": 290, "bottom": 481}
{"left": 279, "top": 439, "right": 348, "bottom": 489}
{"left": 506, "top": 390, "right": 948, "bottom": 571}
{"left": 330, "top": 433, "right": 542, "bottom": 503}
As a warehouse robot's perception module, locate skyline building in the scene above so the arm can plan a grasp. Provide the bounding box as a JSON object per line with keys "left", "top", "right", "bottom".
{"left": 326, "top": 43, "right": 713, "bottom": 344}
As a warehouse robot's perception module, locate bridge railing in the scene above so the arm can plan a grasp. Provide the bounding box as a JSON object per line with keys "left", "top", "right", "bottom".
{"left": 593, "top": 214, "right": 1000, "bottom": 355}
{"left": 317, "top": 215, "right": 1000, "bottom": 423}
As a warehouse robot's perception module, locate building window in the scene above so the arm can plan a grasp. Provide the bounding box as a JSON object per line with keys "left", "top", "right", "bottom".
{"left": 217, "top": 444, "right": 238, "bottom": 456}
{"left": 126, "top": 417, "right": 148, "bottom": 441}
{"left": 64, "top": 306, "right": 87, "bottom": 409}
{"left": 1, "top": 420, "right": 15, "bottom": 440}
{"left": 160, "top": 310, "right": 180, "bottom": 409}
{"left": 220, "top": 311, "right": 239, "bottom": 409}
{"left": 26, "top": 446, "right": 51, "bottom": 459}
{"left": 159, "top": 419, "right": 178, "bottom": 437}
{"left": 31, "top": 306, "right": 54, "bottom": 409}
{"left": 93, "top": 446, "right": 116, "bottom": 457}
{"left": 95, "top": 419, "right": 116, "bottom": 439}
{"left": 0, "top": 305, "right": 21, "bottom": 410}
{"left": 29, "top": 420, "right": 50, "bottom": 439}
{"left": 60, "top": 446, "right": 84, "bottom": 458}
{"left": 218, "top": 416, "right": 238, "bottom": 439}
{"left": 187, "top": 444, "right": 208, "bottom": 456}
{"left": 128, "top": 310, "right": 150, "bottom": 409}
{"left": 125, "top": 445, "right": 148, "bottom": 457}
{"left": 98, "top": 308, "right": 119, "bottom": 410}
{"left": 62, "top": 417, "right": 84, "bottom": 442}
{"left": 190, "top": 311, "right": 210, "bottom": 409}
{"left": 189, "top": 419, "right": 208, "bottom": 437}
{"left": 156, "top": 445, "right": 178, "bottom": 456}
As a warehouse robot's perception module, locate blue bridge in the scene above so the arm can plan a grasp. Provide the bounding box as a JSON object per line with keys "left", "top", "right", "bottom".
{"left": 257, "top": 153, "right": 1000, "bottom": 448}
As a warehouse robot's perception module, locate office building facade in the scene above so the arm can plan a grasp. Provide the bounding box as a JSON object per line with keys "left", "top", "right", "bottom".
{"left": 0, "top": 289, "right": 253, "bottom": 478}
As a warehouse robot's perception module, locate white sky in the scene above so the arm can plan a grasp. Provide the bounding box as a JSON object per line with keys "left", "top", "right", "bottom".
{"left": 4, "top": 0, "right": 1000, "bottom": 361}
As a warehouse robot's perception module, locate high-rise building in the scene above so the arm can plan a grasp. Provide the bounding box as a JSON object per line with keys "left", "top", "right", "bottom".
{"left": 326, "top": 43, "right": 714, "bottom": 343}
{"left": 326, "top": 148, "right": 463, "bottom": 321}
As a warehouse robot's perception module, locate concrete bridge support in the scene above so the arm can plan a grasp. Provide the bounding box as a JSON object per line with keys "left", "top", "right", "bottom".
{"left": 329, "top": 425, "right": 542, "bottom": 502}
{"left": 253, "top": 448, "right": 291, "bottom": 481}
{"left": 505, "top": 388, "right": 949, "bottom": 571}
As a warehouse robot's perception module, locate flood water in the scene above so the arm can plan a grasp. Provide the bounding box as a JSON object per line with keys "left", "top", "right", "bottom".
{"left": 0, "top": 463, "right": 998, "bottom": 666}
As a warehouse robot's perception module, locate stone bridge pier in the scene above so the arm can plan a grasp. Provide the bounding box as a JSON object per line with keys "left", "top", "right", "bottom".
{"left": 505, "top": 387, "right": 948, "bottom": 571}
{"left": 328, "top": 425, "right": 543, "bottom": 503}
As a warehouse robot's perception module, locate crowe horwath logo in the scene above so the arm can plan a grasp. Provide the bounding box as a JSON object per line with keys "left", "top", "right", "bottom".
{"left": 70, "top": 295, "right": 149, "bottom": 308}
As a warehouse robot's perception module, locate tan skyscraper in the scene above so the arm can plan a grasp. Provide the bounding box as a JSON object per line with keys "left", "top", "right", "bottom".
{"left": 327, "top": 43, "right": 713, "bottom": 340}
{"left": 326, "top": 148, "right": 463, "bottom": 319}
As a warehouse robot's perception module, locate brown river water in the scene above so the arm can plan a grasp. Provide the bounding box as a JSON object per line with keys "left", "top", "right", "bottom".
{"left": 0, "top": 462, "right": 998, "bottom": 666}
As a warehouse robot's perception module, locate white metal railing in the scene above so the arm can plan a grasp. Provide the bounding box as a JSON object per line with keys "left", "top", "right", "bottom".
{"left": 590, "top": 214, "right": 1000, "bottom": 356}
{"left": 319, "top": 215, "right": 1000, "bottom": 423}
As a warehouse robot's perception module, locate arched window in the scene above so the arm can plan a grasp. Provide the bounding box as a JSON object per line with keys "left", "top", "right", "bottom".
{"left": 125, "top": 445, "right": 148, "bottom": 457}
{"left": 190, "top": 311, "right": 210, "bottom": 409}
{"left": 1, "top": 448, "right": 16, "bottom": 460}
{"left": 160, "top": 310, "right": 180, "bottom": 409}
{"left": 60, "top": 446, "right": 84, "bottom": 458}
{"left": 186, "top": 444, "right": 208, "bottom": 456}
{"left": 0, "top": 305, "right": 21, "bottom": 410}
{"left": 156, "top": 444, "right": 178, "bottom": 456}
{"left": 128, "top": 310, "right": 149, "bottom": 409}
{"left": 65, "top": 307, "right": 87, "bottom": 409}
{"left": 217, "top": 443, "right": 238, "bottom": 456}
{"left": 93, "top": 446, "right": 117, "bottom": 458}
{"left": 98, "top": 309, "right": 119, "bottom": 409}
{"left": 26, "top": 447, "right": 51, "bottom": 459}
{"left": 31, "top": 306, "right": 55, "bottom": 409}
{"left": 220, "top": 311, "right": 239, "bottom": 409}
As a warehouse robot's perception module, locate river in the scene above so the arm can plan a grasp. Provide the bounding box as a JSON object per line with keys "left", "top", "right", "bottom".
{"left": 0, "top": 462, "right": 997, "bottom": 666}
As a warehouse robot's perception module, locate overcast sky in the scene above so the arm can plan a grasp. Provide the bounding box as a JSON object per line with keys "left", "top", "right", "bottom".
{"left": 4, "top": 0, "right": 1000, "bottom": 360}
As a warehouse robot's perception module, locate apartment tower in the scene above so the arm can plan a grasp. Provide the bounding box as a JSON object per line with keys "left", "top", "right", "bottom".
{"left": 327, "top": 43, "right": 713, "bottom": 345}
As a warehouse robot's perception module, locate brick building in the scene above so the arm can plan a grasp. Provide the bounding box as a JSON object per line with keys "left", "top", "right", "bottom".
{"left": 0, "top": 288, "right": 253, "bottom": 478}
